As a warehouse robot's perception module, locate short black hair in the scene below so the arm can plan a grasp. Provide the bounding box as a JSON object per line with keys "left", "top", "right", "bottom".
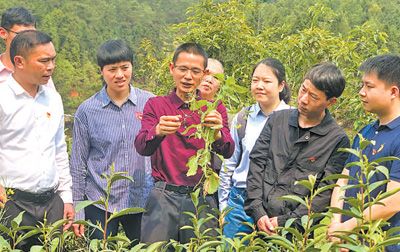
{"left": 359, "top": 54, "right": 400, "bottom": 88}
{"left": 97, "top": 39, "right": 133, "bottom": 70}
{"left": 172, "top": 42, "right": 208, "bottom": 69}
{"left": 304, "top": 62, "right": 346, "bottom": 99}
{"left": 252, "top": 58, "right": 291, "bottom": 103}
{"left": 1, "top": 7, "right": 36, "bottom": 30}
{"left": 10, "top": 30, "right": 52, "bottom": 66}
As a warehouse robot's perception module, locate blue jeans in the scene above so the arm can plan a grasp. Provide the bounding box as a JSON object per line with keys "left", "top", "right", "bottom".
{"left": 223, "top": 187, "right": 255, "bottom": 238}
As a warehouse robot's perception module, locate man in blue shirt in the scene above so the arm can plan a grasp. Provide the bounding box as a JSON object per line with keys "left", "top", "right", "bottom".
{"left": 329, "top": 54, "right": 400, "bottom": 252}
{"left": 70, "top": 40, "right": 154, "bottom": 245}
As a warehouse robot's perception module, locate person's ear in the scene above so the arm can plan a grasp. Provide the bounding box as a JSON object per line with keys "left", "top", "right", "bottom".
{"left": 169, "top": 62, "right": 174, "bottom": 75}
{"left": 327, "top": 97, "right": 337, "bottom": 107}
{"left": 278, "top": 80, "right": 286, "bottom": 92}
{"left": 0, "top": 27, "right": 8, "bottom": 40}
{"left": 13, "top": 55, "right": 24, "bottom": 69}
{"left": 390, "top": 85, "right": 399, "bottom": 99}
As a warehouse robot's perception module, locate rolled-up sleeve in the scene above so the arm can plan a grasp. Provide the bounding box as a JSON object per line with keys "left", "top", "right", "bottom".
{"left": 218, "top": 113, "right": 241, "bottom": 211}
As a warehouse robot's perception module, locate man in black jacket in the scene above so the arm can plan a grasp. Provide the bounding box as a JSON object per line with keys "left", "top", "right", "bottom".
{"left": 245, "top": 63, "right": 350, "bottom": 234}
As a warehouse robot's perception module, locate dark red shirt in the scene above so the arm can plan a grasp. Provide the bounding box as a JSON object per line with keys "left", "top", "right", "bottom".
{"left": 135, "top": 90, "right": 234, "bottom": 186}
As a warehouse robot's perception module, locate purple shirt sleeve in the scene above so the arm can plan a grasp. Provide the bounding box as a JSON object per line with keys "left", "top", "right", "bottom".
{"left": 134, "top": 93, "right": 234, "bottom": 186}
{"left": 134, "top": 98, "right": 164, "bottom": 156}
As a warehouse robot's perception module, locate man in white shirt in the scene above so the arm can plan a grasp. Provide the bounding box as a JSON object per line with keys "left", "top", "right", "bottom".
{"left": 0, "top": 7, "right": 55, "bottom": 88}
{"left": 0, "top": 30, "right": 73, "bottom": 250}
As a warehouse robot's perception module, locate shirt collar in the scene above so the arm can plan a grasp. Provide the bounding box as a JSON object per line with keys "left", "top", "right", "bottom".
{"left": 0, "top": 54, "right": 13, "bottom": 74}
{"left": 248, "top": 103, "right": 262, "bottom": 118}
{"left": 374, "top": 115, "right": 400, "bottom": 130}
{"left": 250, "top": 100, "right": 290, "bottom": 119}
{"left": 100, "top": 85, "right": 136, "bottom": 107}
{"left": 7, "top": 75, "right": 45, "bottom": 97}
{"left": 289, "top": 109, "right": 335, "bottom": 136}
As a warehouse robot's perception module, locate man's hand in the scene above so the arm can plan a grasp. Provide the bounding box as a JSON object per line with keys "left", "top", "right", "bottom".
{"left": 257, "top": 215, "right": 277, "bottom": 235}
{"left": 0, "top": 185, "right": 7, "bottom": 206}
{"left": 63, "top": 203, "right": 75, "bottom": 231}
{"left": 72, "top": 223, "right": 85, "bottom": 237}
{"left": 327, "top": 221, "right": 342, "bottom": 243}
{"left": 270, "top": 216, "right": 278, "bottom": 229}
{"left": 327, "top": 219, "right": 354, "bottom": 239}
{"left": 328, "top": 219, "right": 358, "bottom": 252}
{"left": 155, "top": 115, "right": 182, "bottom": 136}
{"left": 203, "top": 110, "right": 223, "bottom": 140}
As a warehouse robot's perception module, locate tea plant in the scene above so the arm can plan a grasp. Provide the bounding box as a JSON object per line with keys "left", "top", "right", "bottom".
{"left": 329, "top": 135, "right": 400, "bottom": 251}
{"left": 184, "top": 74, "right": 248, "bottom": 195}
{"left": 74, "top": 164, "right": 145, "bottom": 251}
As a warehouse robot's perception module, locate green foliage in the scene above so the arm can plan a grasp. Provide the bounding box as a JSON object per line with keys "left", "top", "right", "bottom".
{"left": 184, "top": 73, "right": 247, "bottom": 195}
{"left": 1, "top": 0, "right": 398, "bottom": 132}
{"left": 327, "top": 135, "right": 400, "bottom": 251}
{"left": 73, "top": 164, "right": 144, "bottom": 250}
{"left": 136, "top": 0, "right": 389, "bottom": 135}
{"left": 2, "top": 0, "right": 400, "bottom": 250}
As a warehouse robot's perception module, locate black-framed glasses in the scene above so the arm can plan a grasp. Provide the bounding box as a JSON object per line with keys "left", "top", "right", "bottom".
{"left": 4, "top": 28, "right": 20, "bottom": 35}
{"left": 174, "top": 65, "right": 204, "bottom": 77}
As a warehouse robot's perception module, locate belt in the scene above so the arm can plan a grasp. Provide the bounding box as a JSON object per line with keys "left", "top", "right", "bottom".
{"left": 155, "top": 181, "right": 196, "bottom": 194}
{"left": 10, "top": 188, "right": 55, "bottom": 203}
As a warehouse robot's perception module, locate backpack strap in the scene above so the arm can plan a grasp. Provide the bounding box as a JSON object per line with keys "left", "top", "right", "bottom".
{"left": 236, "top": 106, "right": 251, "bottom": 165}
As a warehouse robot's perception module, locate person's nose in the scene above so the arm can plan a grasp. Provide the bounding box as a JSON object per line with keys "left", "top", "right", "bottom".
{"left": 255, "top": 80, "right": 264, "bottom": 89}
{"left": 359, "top": 86, "right": 366, "bottom": 97}
{"left": 47, "top": 59, "right": 55, "bottom": 71}
{"left": 299, "top": 92, "right": 309, "bottom": 104}
{"left": 183, "top": 70, "right": 193, "bottom": 80}
{"left": 115, "top": 68, "right": 124, "bottom": 78}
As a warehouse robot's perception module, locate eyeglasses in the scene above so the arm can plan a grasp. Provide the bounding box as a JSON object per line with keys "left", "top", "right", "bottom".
{"left": 4, "top": 28, "right": 20, "bottom": 35}
{"left": 174, "top": 65, "right": 204, "bottom": 77}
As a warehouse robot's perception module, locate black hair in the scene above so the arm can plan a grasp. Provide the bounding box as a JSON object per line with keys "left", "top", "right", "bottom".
{"left": 172, "top": 42, "right": 208, "bottom": 69}
{"left": 10, "top": 30, "right": 52, "bottom": 65}
{"left": 359, "top": 54, "right": 400, "bottom": 88}
{"left": 1, "top": 7, "right": 36, "bottom": 30}
{"left": 97, "top": 39, "right": 133, "bottom": 70}
{"left": 252, "top": 58, "right": 291, "bottom": 103}
{"left": 304, "top": 62, "right": 345, "bottom": 99}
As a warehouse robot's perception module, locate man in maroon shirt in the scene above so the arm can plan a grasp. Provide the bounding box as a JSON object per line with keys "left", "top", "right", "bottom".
{"left": 135, "top": 43, "right": 234, "bottom": 246}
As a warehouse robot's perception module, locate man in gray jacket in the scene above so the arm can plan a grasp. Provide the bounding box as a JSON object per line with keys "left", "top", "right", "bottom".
{"left": 245, "top": 63, "right": 350, "bottom": 233}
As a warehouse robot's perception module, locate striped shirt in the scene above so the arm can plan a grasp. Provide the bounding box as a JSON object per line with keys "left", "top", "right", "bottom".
{"left": 71, "top": 86, "right": 154, "bottom": 219}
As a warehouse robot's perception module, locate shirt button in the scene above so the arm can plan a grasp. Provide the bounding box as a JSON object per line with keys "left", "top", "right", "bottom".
{"left": 375, "top": 131, "right": 378, "bottom": 134}
{"left": 305, "top": 136, "right": 309, "bottom": 140}
{"left": 122, "top": 124, "right": 125, "bottom": 129}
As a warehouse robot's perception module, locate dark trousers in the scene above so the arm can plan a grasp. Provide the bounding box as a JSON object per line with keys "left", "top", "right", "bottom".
{"left": 141, "top": 182, "right": 218, "bottom": 247}
{"left": 85, "top": 204, "right": 142, "bottom": 246}
{"left": 3, "top": 193, "right": 64, "bottom": 251}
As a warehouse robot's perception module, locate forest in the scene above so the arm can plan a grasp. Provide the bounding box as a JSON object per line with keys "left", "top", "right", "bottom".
{"left": 2, "top": 0, "right": 400, "bottom": 134}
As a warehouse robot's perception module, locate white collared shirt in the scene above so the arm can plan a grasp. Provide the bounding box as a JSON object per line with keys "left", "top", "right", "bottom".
{"left": 0, "top": 75, "right": 72, "bottom": 203}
